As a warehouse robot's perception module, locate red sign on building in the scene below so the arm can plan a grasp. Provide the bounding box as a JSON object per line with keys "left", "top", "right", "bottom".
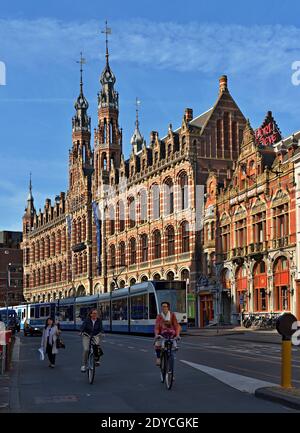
{"left": 255, "top": 111, "right": 282, "bottom": 146}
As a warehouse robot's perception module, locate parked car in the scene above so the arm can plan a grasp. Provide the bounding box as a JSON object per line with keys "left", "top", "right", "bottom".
{"left": 23, "top": 320, "right": 42, "bottom": 336}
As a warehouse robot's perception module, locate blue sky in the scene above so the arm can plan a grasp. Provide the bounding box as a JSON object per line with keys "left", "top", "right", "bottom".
{"left": 1, "top": 0, "right": 300, "bottom": 231}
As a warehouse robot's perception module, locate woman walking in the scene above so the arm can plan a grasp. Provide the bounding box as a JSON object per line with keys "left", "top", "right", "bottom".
{"left": 41, "top": 317, "right": 59, "bottom": 368}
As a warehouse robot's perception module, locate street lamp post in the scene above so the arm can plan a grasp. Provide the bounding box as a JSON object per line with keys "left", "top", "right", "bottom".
{"left": 6, "top": 263, "right": 11, "bottom": 330}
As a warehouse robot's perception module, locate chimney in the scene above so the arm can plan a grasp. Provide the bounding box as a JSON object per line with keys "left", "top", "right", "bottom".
{"left": 184, "top": 108, "right": 193, "bottom": 122}
{"left": 219, "top": 75, "right": 228, "bottom": 94}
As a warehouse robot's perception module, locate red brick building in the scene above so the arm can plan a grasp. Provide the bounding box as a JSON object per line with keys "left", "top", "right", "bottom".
{"left": 21, "top": 36, "right": 247, "bottom": 325}
{"left": 201, "top": 113, "right": 299, "bottom": 326}
{"left": 0, "top": 231, "right": 24, "bottom": 306}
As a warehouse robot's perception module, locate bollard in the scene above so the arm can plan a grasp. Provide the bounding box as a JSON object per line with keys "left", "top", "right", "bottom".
{"left": 281, "top": 337, "right": 292, "bottom": 388}
{"left": 276, "top": 313, "right": 297, "bottom": 389}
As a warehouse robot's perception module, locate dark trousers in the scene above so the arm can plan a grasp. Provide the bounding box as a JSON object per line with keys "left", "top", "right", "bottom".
{"left": 46, "top": 342, "right": 56, "bottom": 365}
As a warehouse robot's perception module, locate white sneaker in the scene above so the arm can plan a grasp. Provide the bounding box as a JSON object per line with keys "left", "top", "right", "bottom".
{"left": 81, "top": 366, "right": 86, "bottom": 373}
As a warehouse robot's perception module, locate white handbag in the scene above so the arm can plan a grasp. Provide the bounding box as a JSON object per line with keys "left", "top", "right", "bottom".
{"left": 38, "top": 347, "right": 44, "bottom": 361}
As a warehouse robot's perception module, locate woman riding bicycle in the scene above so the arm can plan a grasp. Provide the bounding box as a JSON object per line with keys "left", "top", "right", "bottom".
{"left": 154, "top": 301, "right": 181, "bottom": 366}
{"left": 80, "top": 309, "right": 103, "bottom": 373}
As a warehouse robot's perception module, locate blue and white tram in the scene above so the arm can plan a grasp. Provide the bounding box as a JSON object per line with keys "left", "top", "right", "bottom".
{"left": 11, "top": 280, "right": 187, "bottom": 334}
{"left": 109, "top": 280, "right": 187, "bottom": 334}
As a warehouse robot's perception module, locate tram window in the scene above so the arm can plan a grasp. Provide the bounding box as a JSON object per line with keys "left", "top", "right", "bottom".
{"left": 59, "top": 306, "right": 74, "bottom": 321}
{"left": 30, "top": 308, "right": 35, "bottom": 318}
{"left": 156, "top": 289, "right": 186, "bottom": 313}
{"left": 76, "top": 303, "right": 97, "bottom": 321}
{"left": 45, "top": 307, "right": 50, "bottom": 317}
{"left": 99, "top": 302, "right": 110, "bottom": 320}
{"left": 131, "top": 294, "right": 148, "bottom": 320}
{"left": 112, "top": 299, "right": 127, "bottom": 320}
{"left": 149, "top": 293, "right": 157, "bottom": 319}
{"left": 40, "top": 307, "right": 45, "bottom": 317}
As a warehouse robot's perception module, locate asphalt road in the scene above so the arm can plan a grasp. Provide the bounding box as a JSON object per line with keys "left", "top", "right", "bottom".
{"left": 8, "top": 331, "right": 299, "bottom": 413}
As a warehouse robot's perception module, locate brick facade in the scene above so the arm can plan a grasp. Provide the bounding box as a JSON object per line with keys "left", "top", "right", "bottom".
{"left": 201, "top": 115, "right": 299, "bottom": 326}
{"left": 21, "top": 43, "right": 246, "bottom": 325}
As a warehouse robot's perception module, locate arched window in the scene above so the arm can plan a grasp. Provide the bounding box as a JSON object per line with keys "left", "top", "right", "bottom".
{"left": 253, "top": 261, "right": 267, "bottom": 312}
{"left": 129, "top": 197, "right": 136, "bottom": 228}
{"left": 167, "top": 271, "right": 175, "bottom": 281}
{"left": 141, "top": 234, "right": 148, "bottom": 262}
{"left": 57, "top": 231, "right": 62, "bottom": 254}
{"left": 141, "top": 275, "right": 148, "bottom": 282}
{"left": 181, "top": 269, "right": 190, "bottom": 287}
{"left": 77, "top": 219, "right": 82, "bottom": 244}
{"left": 36, "top": 240, "right": 40, "bottom": 262}
{"left": 119, "top": 242, "right": 126, "bottom": 267}
{"left": 152, "top": 184, "right": 160, "bottom": 220}
{"left": 153, "top": 273, "right": 161, "bottom": 281}
{"left": 140, "top": 189, "right": 148, "bottom": 224}
{"left": 110, "top": 245, "right": 116, "bottom": 269}
{"left": 119, "top": 201, "right": 125, "bottom": 232}
{"left": 52, "top": 263, "right": 56, "bottom": 283}
{"left": 274, "top": 257, "right": 290, "bottom": 311}
{"left": 57, "top": 262, "right": 62, "bottom": 282}
{"left": 153, "top": 230, "right": 161, "bottom": 259}
{"left": 130, "top": 278, "right": 136, "bottom": 286}
{"left": 164, "top": 179, "right": 174, "bottom": 215}
{"left": 166, "top": 226, "right": 175, "bottom": 256}
{"left": 181, "top": 221, "right": 190, "bottom": 252}
{"left": 179, "top": 173, "right": 189, "bottom": 210}
{"left": 182, "top": 135, "right": 186, "bottom": 152}
{"left": 130, "top": 238, "right": 137, "bottom": 265}
{"left": 119, "top": 280, "right": 126, "bottom": 288}
{"left": 39, "top": 238, "right": 44, "bottom": 261}
{"left": 109, "top": 206, "right": 115, "bottom": 235}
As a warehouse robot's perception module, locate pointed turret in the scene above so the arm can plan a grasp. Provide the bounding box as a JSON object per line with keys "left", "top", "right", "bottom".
{"left": 23, "top": 173, "right": 36, "bottom": 233}
{"left": 130, "top": 98, "right": 144, "bottom": 154}
{"left": 72, "top": 52, "right": 91, "bottom": 133}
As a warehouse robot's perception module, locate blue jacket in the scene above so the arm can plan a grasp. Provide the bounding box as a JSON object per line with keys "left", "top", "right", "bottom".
{"left": 80, "top": 318, "right": 103, "bottom": 336}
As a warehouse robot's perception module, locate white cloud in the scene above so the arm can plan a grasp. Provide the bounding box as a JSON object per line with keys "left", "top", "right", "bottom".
{"left": 0, "top": 18, "right": 299, "bottom": 77}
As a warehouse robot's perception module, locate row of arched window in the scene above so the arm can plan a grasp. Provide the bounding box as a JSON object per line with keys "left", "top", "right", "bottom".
{"left": 29, "top": 261, "right": 67, "bottom": 288}
{"left": 107, "top": 173, "right": 189, "bottom": 236}
{"left": 28, "top": 230, "right": 66, "bottom": 264}
{"left": 109, "top": 222, "right": 190, "bottom": 269}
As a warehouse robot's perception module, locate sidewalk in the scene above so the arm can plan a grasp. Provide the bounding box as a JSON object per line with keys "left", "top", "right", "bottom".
{"left": 186, "top": 326, "right": 281, "bottom": 343}
{"left": 0, "top": 374, "right": 9, "bottom": 411}
{"left": 0, "top": 335, "right": 20, "bottom": 413}
{"left": 255, "top": 386, "right": 300, "bottom": 410}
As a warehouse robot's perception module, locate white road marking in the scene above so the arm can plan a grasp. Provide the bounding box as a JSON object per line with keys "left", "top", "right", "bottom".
{"left": 128, "top": 346, "right": 134, "bottom": 349}
{"left": 180, "top": 360, "right": 276, "bottom": 394}
{"left": 140, "top": 349, "right": 148, "bottom": 352}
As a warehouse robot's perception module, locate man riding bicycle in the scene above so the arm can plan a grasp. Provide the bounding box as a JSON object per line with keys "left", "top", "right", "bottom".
{"left": 80, "top": 308, "right": 103, "bottom": 373}
{"left": 154, "top": 301, "right": 181, "bottom": 366}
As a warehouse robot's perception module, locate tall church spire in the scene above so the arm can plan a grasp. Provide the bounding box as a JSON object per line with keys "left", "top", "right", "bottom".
{"left": 94, "top": 21, "right": 122, "bottom": 180}
{"left": 131, "top": 98, "right": 144, "bottom": 154}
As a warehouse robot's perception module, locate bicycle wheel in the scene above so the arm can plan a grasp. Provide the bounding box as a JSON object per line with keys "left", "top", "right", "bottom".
{"left": 160, "top": 353, "right": 166, "bottom": 383}
{"left": 165, "top": 352, "right": 174, "bottom": 390}
{"left": 87, "top": 352, "right": 95, "bottom": 384}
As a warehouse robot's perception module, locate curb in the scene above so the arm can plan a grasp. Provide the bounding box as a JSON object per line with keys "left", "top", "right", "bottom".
{"left": 255, "top": 387, "right": 300, "bottom": 410}
{"left": 227, "top": 337, "right": 281, "bottom": 345}
{"left": 186, "top": 332, "right": 246, "bottom": 337}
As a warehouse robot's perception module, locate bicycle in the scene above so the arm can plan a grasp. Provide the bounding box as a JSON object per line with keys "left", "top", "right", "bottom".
{"left": 156, "top": 335, "right": 179, "bottom": 390}
{"left": 82, "top": 332, "right": 103, "bottom": 385}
